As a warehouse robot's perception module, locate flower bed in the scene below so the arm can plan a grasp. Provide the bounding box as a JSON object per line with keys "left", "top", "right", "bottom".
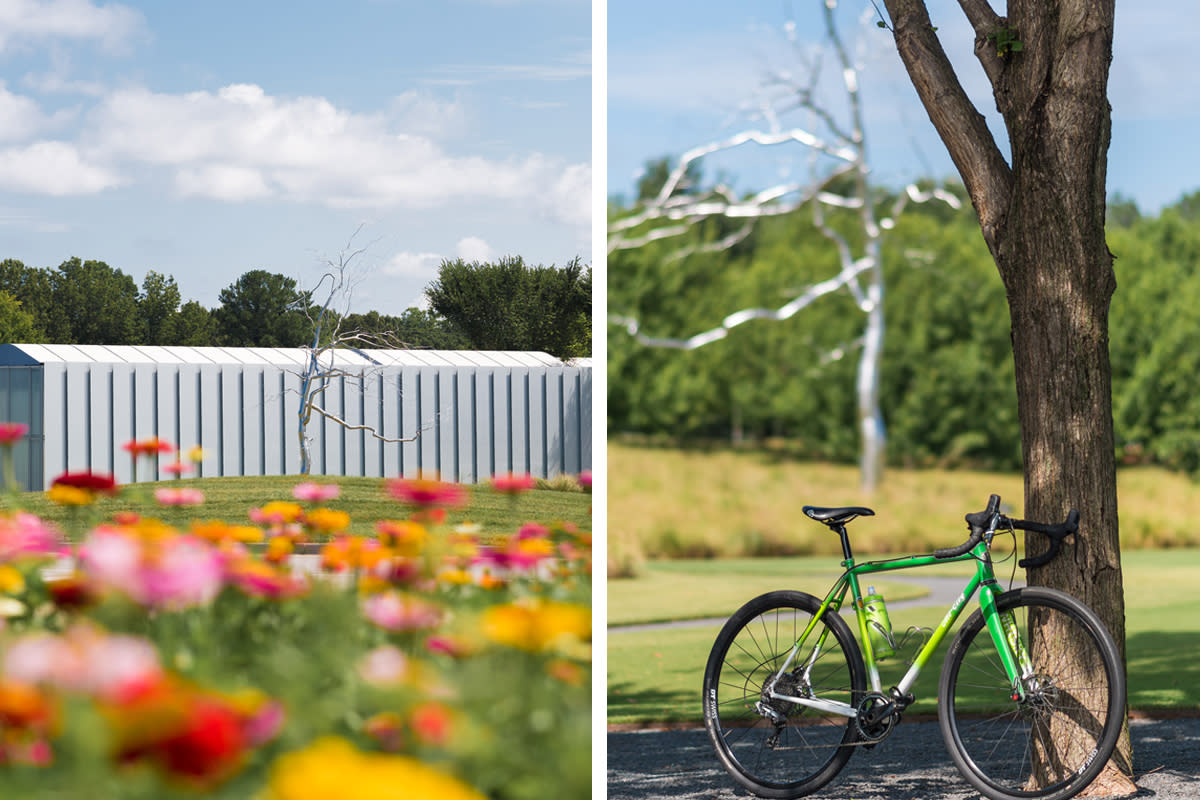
{"left": 0, "top": 433, "right": 591, "bottom": 799}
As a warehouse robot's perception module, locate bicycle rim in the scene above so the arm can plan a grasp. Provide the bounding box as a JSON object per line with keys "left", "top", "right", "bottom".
{"left": 703, "top": 591, "right": 865, "bottom": 798}
{"left": 939, "top": 587, "right": 1124, "bottom": 800}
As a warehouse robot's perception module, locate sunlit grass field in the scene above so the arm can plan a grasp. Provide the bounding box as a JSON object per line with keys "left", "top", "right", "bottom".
{"left": 608, "top": 440, "right": 1200, "bottom": 575}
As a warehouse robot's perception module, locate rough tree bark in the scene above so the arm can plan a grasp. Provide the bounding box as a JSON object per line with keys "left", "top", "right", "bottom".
{"left": 881, "top": 0, "right": 1132, "bottom": 793}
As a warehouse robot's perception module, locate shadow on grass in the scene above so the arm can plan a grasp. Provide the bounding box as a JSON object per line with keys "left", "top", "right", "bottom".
{"left": 1125, "top": 630, "right": 1200, "bottom": 708}
{"left": 608, "top": 679, "right": 701, "bottom": 727}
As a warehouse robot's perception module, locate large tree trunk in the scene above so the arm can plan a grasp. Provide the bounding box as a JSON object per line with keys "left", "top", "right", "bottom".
{"left": 883, "top": 0, "right": 1133, "bottom": 791}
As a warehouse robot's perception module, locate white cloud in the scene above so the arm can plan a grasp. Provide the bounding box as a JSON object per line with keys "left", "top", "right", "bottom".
{"left": 76, "top": 83, "right": 588, "bottom": 218}
{"left": 454, "top": 236, "right": 494, "bottom": 262}
{"left": 0, "top": 0, "right": 145, "bottom": 54}
{"left": 382, "top": 250, "right": 442, "bottom": 277}
{"left": 0, "top": 84, "right": 53, "bottom": 142}
{"left": 0, "top": 140, "right": 121, "bottom": 195}
{"left": 543, "top": 162, "right": 590, "bottom": 228}
{"left": 175, "top": 164, "right": 271, "bottom": 202}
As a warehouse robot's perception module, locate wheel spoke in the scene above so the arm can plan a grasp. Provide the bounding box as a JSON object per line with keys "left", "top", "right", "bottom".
{"left": 940, "top": 588, "right": 1123, "bottom": 800}
{"left": 704, "top": 592, "right": 865, "bottom": 796}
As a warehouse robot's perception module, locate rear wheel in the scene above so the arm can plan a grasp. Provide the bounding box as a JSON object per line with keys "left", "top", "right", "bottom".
{"left": 703, "top": 590, "right": 866, "bottom": 798}
{"left": 939, "top": 587, "right": 1125, "bottom": 800}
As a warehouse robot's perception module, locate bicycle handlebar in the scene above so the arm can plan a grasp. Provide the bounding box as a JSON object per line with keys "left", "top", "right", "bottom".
{"left": 934, "top": 494, "right": 1078, "bottom": 568}
{"left": 1012, "top": 508, "right": 1079, "bottom": 568}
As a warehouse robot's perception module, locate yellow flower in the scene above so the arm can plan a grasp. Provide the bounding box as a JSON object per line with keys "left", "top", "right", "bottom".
{"left": 191, "top": 520, "right": 263, "bottom": 544}
{"left": 250, "top": 501, "right": 304, "bottom": 525}
{"left": 481, "top": 599, "right": 591, "bottom": 654}
{"left": 305, "top": 508, "right": 351, "bottom": 535}
{"left": 264, "top": 736, "right": 486, "bottom": 800}
{"left": 375, "top": 520, "right": 428, "bottom": 557}
{"left": 437, "top": 568, "right": 473, "bottom": 585}
{"left": 0, "top": 564, "right": 25, "bottom": 594}
{"left": 47, "top": 484, "right": 94, "bottom": 506}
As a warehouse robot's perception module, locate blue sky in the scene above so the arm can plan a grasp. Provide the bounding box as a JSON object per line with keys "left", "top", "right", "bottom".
{"left": 0, "top": 0, "right": 590, "bottom": 313}
{"left": 608, "top": 0, "right": 1200, "bottom": 215}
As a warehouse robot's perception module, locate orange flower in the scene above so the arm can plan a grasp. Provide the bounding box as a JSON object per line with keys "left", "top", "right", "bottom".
{"left": 264, "top": 535, "right": 293, "bottom": 564}
{"left": 122, "top": 437, "right": 175, "bottom": 457}
{"left": 249, "top": 501, "right": 304, "bottom": 525}
{"left": 547, "top": 659, "right": 586, "bottom": 686}
{"left": 0, "top": 679, "right": 57, "bottom": 732}
{"left": 363, "top": 711, "right": 405, "bottom": 751}
{"left": 408, "top": 701, "right": 455, "bottom": 747}
{"left": 304, "top": 508, "right": 351, "bottom": 536}
{"left": 190, "top": 520, "right": 263, "bottom": 545}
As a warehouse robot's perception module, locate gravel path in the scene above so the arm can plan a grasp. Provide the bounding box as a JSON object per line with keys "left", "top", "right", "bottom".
{"left": 607, "top": 718, "right": 1200, "bottom": 799}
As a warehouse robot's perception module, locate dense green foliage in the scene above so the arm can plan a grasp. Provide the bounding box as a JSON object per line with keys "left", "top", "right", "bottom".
{"left": 426, "top": 256, "right": 592, "bottom": 359}
{"left": 0, "top": 253, "right": 590, "bottom": 358}
{"left": 609, "top": 184, "right": 1200, "bottom": 475}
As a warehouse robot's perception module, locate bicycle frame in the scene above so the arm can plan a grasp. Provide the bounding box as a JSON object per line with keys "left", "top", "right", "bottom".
{"left": 766, "top": 538, "right": 1033, "bottom": 718}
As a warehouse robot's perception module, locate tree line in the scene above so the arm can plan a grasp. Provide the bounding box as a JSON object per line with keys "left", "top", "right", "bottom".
{"left": 609, "top": 179, "right": 1200, "bottom": 476}
{"left": 0, "top": 255, "right": 591, "bottom": 360}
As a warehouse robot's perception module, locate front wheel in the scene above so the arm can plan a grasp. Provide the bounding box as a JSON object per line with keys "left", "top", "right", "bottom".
{"left": 703, "top": 590, "right": 866, "bottom": 798}
{"left": 939, "top": 587, "right": 1126, "bottom": 800}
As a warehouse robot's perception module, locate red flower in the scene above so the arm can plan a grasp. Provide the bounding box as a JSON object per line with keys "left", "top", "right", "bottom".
{"left": 51, "top": 471, "right": 119, "bottom": 495}
{"left": 490, "top": 473, "right": 537, "bottom": 495}
{"left": 0, "top": 423, "right": 28, "bottom": 446}
{"left": 122, "top": 437, "right": 174, "bottom": 457}
{"left": 385, "top": 478, "right": 466, "bottom": 509}
{"left": 156, "top": 699, "right": 246, "bottom": 783}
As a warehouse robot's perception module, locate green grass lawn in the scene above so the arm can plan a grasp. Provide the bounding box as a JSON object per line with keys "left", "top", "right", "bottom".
{"left": 8, "top": 475, "right": 593, "bottom": 541}
{"left": 608, "top": 548, "right": 1200, "bottom": 725}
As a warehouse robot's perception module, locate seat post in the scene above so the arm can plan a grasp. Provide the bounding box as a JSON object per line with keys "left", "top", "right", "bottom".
{"left": 832, "top": 524, "right": 854, "bottom": 562}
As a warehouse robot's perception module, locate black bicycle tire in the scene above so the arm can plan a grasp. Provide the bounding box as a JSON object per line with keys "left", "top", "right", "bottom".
{"left": 703, "top": 590, "right": 866, "bottom": 798}
{"left": 938, "top": 586, "right": 1126, "bottom": 800}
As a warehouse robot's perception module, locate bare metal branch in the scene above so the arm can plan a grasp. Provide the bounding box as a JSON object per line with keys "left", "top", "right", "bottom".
{"left": 306, "top": 405, "right": 420, "bottom": 444}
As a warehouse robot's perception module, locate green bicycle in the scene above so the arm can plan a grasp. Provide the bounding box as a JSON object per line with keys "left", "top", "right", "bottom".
{"left": 703, "top": 494, "right": 1125, "bottom": 800}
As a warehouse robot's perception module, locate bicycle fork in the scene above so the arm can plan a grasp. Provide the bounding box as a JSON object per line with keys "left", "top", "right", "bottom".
{"left": 978, "top": 585, "right": 1037, "bottom": 702}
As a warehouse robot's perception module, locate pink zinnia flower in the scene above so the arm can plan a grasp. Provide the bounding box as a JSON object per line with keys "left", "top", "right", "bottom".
{"left": 385, "top": 478, "right": 466, "bottom": 509}
{"left": 490, "top": 473, "right": 536, "bottom": 495}
{"left": 3, "top": 625, "right": 162, "bottom": 699}
{"left": 161, "top": 461, "right": 192, "bottom": 477}
{"left": 362, "top": 591, "right": 443, "bottom": 632}
{"left": 0, "top": 512, "right": 61, "bottom": 561}
{"left": 79, "top": 531, "right": 223, "bottom": 610}
{"left": 138, "top": 536, "right": 223, "bottom": 609}
{"left": 292, "top": 482, "right": 341, "bottom": 502}
{"left": 0, "top": 422, "right": 28, "bottom": 446}
{"left": 578, "top": 470, "right": 592, "bottom": 489}
{"left": 358, "top": 645, "right": 410, "bottom": 686}
{"left": 154, "top": 488, "right": 205, "bottom": 506}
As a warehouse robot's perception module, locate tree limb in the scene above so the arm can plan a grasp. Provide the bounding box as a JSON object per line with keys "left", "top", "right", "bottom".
{"left": 881, "top": 0, "right": 1013, "bottom": 249}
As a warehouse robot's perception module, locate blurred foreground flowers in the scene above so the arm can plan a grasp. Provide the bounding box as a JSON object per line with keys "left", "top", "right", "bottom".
{"left": 0, "top": 438, "right": 590, "bottom": 799}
